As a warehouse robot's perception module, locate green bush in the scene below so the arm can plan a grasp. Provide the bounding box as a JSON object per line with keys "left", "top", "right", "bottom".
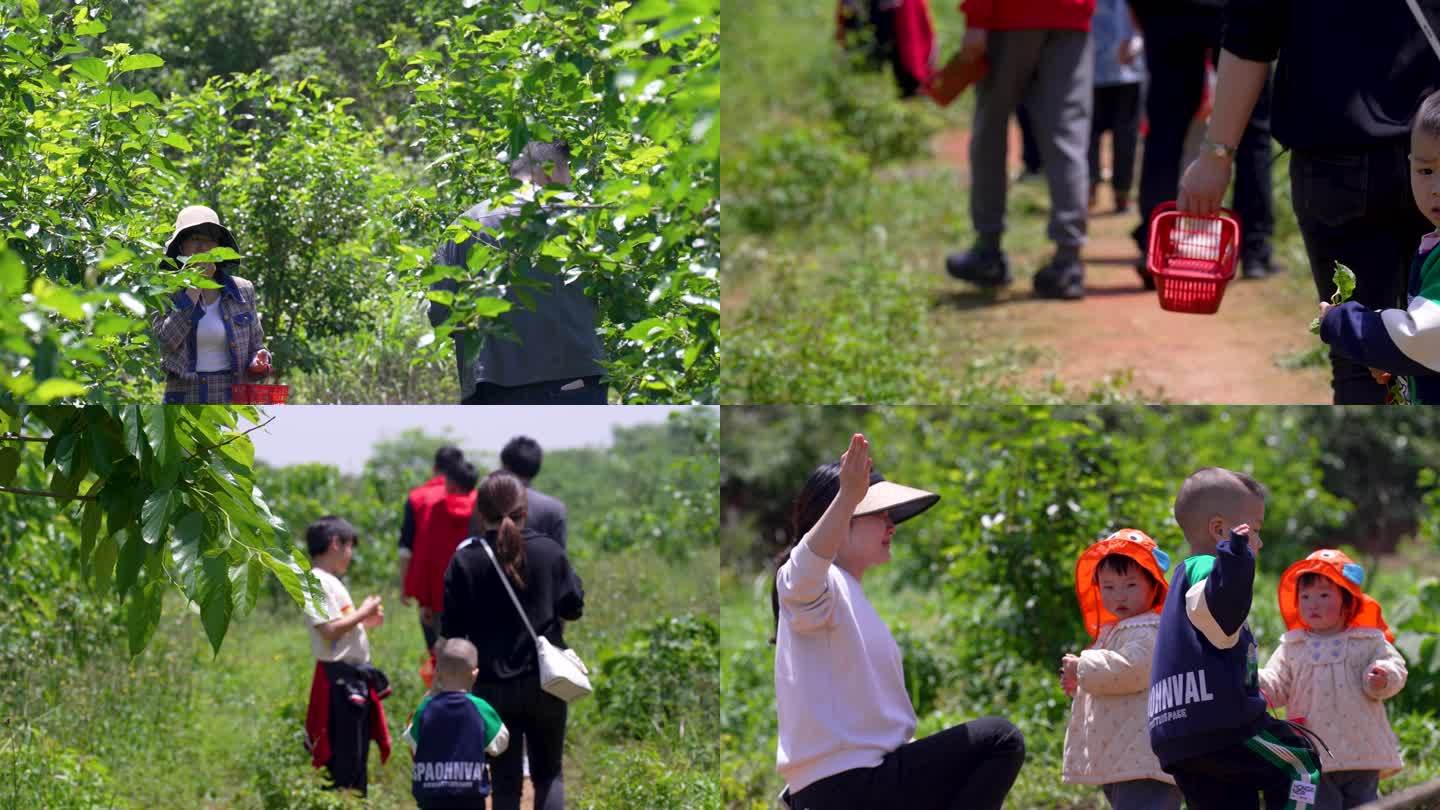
{"left": 821, "top": 66, "right": 945, "bottom": 164}
{"left": 595, "top": 614, "right": 720, "bottom": 742}
{"left": 724, "top": 127, "right": 869, "bottom": 234}
{"left": 580, "top": 743, "right": 722, "bottom": 810}
{"left": 0, "top": 733, "right": 131, "bottom": 810}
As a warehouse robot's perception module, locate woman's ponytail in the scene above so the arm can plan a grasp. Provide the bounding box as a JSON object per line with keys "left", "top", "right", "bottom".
{"left": 498, "top": 513, "right": 527, "bottom": 589}
{"left": 477, "top": 470, "right": 529, "bottom": 590}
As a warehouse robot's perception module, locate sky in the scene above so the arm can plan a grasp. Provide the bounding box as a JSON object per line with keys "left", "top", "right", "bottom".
{"left": 245, "top": 406, "right": 708, "bottom": 473}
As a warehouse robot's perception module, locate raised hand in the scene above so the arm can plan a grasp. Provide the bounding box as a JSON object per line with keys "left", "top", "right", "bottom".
{"left": 837, "top": 433, "right": 872, "bottom": 505}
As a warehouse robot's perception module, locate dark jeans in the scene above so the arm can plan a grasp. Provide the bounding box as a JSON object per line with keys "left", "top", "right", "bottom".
{"left": 1018, "top": 104, "right": 1043, "bottom": 173}
{"left": 1291, "top": 140, "right": 1432, "bottom": 403}
{"left": 1132, "top": 7, "right": 1274, "bottom": 264}
{"left": 1165, "top": 720, "right": 1321, "bottom": 810}
{"left": 325, "top": 664, "right": 373, "bottom": 795}
{"left": 463, "top": 376, "right": 607, "bottom": 405}
{"left": 786, "top": 716, "right": 1025, "bottom": 810}
{"left": 1091, "top": 83, "right": 1143, "bottom": 198}
{"left": 473, "top": 676, "right": 567, "bottom": 810}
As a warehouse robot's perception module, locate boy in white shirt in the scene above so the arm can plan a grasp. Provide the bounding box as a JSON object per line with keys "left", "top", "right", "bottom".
{"left": 301, "top": 516, "right": 391, "bottom": 796}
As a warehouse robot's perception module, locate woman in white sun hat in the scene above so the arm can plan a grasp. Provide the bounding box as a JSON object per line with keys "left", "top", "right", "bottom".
{"left": 771, "top": 433, "right": 1026, "bottom": 810}
{"left": 150, "top": 205, "right": 271, "bottom": 403}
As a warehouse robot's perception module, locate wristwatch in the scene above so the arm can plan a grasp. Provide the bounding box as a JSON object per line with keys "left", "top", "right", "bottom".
{"left": 1202, "top": 137, "right": 1238, "bottom": 160}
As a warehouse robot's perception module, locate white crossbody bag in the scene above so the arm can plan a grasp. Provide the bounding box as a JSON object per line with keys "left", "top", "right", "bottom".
{"left": 1407, "top": 0, "right": 1440, "bottom": 61}
{"left": 477, "top": 539, "right": 593, "bottom": 703}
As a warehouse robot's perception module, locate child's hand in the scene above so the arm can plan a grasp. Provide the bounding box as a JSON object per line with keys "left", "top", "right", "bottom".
{"left": 1369, "top": 367, "right": 1394, "bottom": 385}
{"left": 1230, "top": 523, "right": 1263, "bottom": 553}
{"left": 1366, "top": 665, "right": 1389, "bottom": 693}
{"left": 1060, "top": 654, "right": 1080, "bottom": 696}
{"left": 1318, "top": 302, "right": 1332, "bottom": 318}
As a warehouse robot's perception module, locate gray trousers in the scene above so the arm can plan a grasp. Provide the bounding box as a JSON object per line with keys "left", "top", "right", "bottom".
{"left": 1315, "top": 771, "right": 1380, "bottom": 810}
{"left": 1102, "top": 779, "right": 1184, "bottom": 810}
{"left": 969, "top": 29, "right": 1093, "bottom": 251}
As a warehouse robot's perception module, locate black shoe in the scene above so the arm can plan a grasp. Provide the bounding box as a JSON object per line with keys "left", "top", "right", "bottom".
{"left": 946, "top": 246, "right": 1012, "bottom": 287}
{"left": 1034, "top": 254, "right": 1085, "bottom": 300}
{"left": 1136, "top": 260, "right": 1156, "bottom": 291}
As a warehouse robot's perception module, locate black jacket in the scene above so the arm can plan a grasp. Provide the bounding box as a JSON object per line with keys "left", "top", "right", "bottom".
{"left": 439, "top": 529, "right": 584, "bottom": 682}
{"left": 1222, "top": 0, "right": 1440, "bottom": 150}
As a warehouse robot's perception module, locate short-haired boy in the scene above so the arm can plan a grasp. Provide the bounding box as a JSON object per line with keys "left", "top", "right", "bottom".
{"left": 1148, "top": 469, "right": 1324, "bottom": 810}
{"left": 407, "top": 637, "right": 511, "bottom": 809}
{"left": 301, "top": 515, "right": 393, "bottom": 796}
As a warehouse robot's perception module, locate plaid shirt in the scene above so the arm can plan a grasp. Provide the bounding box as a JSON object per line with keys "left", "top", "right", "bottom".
{"left": 150, "top": 271, "right": 266, "bottom": 404}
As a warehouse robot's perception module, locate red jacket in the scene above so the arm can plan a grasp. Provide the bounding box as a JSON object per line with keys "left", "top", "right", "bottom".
{"left": 304, "top": 661, "right": 392, "bottom": 769}
{"left": 403, "top": 490, "right": 477, "bottom": 611}
{"left": 896, "top": 0, "right": 936, "bottom": 86}
{"left": 960, "top": 0, "right": 1094, "bottom": 32}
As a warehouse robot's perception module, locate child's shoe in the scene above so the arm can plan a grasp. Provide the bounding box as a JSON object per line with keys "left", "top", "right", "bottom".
{"left": 1034, "top": 252, "right": 1085, "bottom": 300}
{"left": 945, "top": 246, "right": 1012, "bottom": 287}
{"left": 1135, "top": 259, "right": 1156, "bottom": 291}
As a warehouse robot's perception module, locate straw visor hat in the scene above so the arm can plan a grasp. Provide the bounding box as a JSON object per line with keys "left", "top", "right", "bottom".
{"left": 852, "top": 473, "right": 940, "bottom": 525}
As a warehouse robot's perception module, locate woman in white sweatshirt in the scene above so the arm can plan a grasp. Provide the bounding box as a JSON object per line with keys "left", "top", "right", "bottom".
{"left": 772, "top": 433, "right": 1026, "bottom": 810}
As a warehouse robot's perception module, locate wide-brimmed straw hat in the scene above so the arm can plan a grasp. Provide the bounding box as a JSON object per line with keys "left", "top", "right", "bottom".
{"left": 852, "top": 473, "right": 940, "bottom": 524}
{"left": 164, "top": 205, "right": 239, "bottom": 265}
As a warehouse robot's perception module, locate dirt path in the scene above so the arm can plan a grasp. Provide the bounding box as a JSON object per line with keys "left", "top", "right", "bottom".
{"left": 929, "top": 127, "right": 1331, "bottom": 404}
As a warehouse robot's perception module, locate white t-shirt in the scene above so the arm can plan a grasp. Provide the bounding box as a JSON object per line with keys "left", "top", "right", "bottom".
{"left": 302, "top": 568, "right": 371, "bottom": 665}
{"left": 774, "top": 541, "right": 917, "bottom": 793}
{"left": 194, "top": 302, "right": 231, "bottom": 372}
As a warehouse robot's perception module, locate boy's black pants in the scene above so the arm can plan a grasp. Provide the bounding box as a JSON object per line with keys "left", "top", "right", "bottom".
{"left": 1165, "top": 718, "right": 1323, "bottom": 810}
{"left": 325, "top": 662, "right": 373, "bottom": 795}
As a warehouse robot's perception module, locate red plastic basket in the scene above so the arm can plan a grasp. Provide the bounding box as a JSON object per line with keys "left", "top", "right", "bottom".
{"left": 1146, "top": 202, "right": 1240, "bottom": 314}
{"left": 231, "top": 383, "right": 289, "bottom": 404}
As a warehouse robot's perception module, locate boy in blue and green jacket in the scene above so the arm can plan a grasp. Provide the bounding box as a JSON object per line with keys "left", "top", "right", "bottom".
{"left": 1148, "top": 468, "right": 1323, "bottom": 810}
{"left": 405, "top": 637, "right": 510, "bottom": 810}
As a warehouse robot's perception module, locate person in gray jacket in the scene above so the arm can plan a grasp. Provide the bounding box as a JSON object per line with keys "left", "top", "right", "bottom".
{"left": 469, "top": 436, "right": 568, "bottom": 548}
{"left": 429, "top": 141, "right": 608, "bottom": 405}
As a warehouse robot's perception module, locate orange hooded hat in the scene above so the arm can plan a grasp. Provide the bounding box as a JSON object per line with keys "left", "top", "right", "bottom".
{"left": 1075, "top": 528, "right": 1171, "bottom": 642}
{"left": 1278, "top": 549, "right": 1393, "bottom": 642}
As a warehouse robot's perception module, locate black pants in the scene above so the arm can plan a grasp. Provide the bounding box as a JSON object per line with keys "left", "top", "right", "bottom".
{"left": 1091, "top": 83, "right": 1143, "bottom": 198}
{"left": 1291, "top": 140, "right": 1432, "bottom": 403}
{"left": 786, "top": 716, "right": 1025, "bottom": 810}
{"left": 1018, "top": 104, "right": 1043, "bottom": 173}
{"left": 473, "top": 676, "right": 567, "bottom": 810}
{"left": 463, "top": 375, "right": 607, "bottom": 405}
{"left": 325, "top": 663, "right": 373, "bottom": 795}
{"left": 1131, "top": 7, "right": 1274, "bottom": 264}
{"left": 1165, "top": 719, "right": 1322, "bottom": 810}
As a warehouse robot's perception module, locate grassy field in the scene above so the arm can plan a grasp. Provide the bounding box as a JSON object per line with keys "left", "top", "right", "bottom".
{"left": 720, "top": 540, "right": 1440, "bottom": 809}
{"left": 722, "top": 0, "right": 1330, "bottom": 404}
{"left": 2, "top": 546, "right": 718, "bottom": 810}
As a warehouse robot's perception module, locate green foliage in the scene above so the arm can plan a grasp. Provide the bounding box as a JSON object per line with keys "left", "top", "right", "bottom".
{"left": 724, "top": 126, "right": 868, "bottom": 234}
{"left": 1311, "top": 261, "right": 1357, "bottom": 334}
{"left": 580, "top": 743, "right": 722, "bottom": 810}
{"left": 1390, "top": 577, "right": 1440, "bottom": 717}
{"left": 821, "top": 64, "right": 945, "bottom": 164}
{"left": 1, "top": 0, "right": 717, "bottom": 403}
{"left": 0, "top": 404, "right": 316, "bottom": 655}
{"left": 595, "top": 614, "right": 719, "bottom": 742}
{"left": 379, "top": 0, "right": 719, "bottom": 403}
{"left": 0, "top": 732, "right": 132, "bottom": 810}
